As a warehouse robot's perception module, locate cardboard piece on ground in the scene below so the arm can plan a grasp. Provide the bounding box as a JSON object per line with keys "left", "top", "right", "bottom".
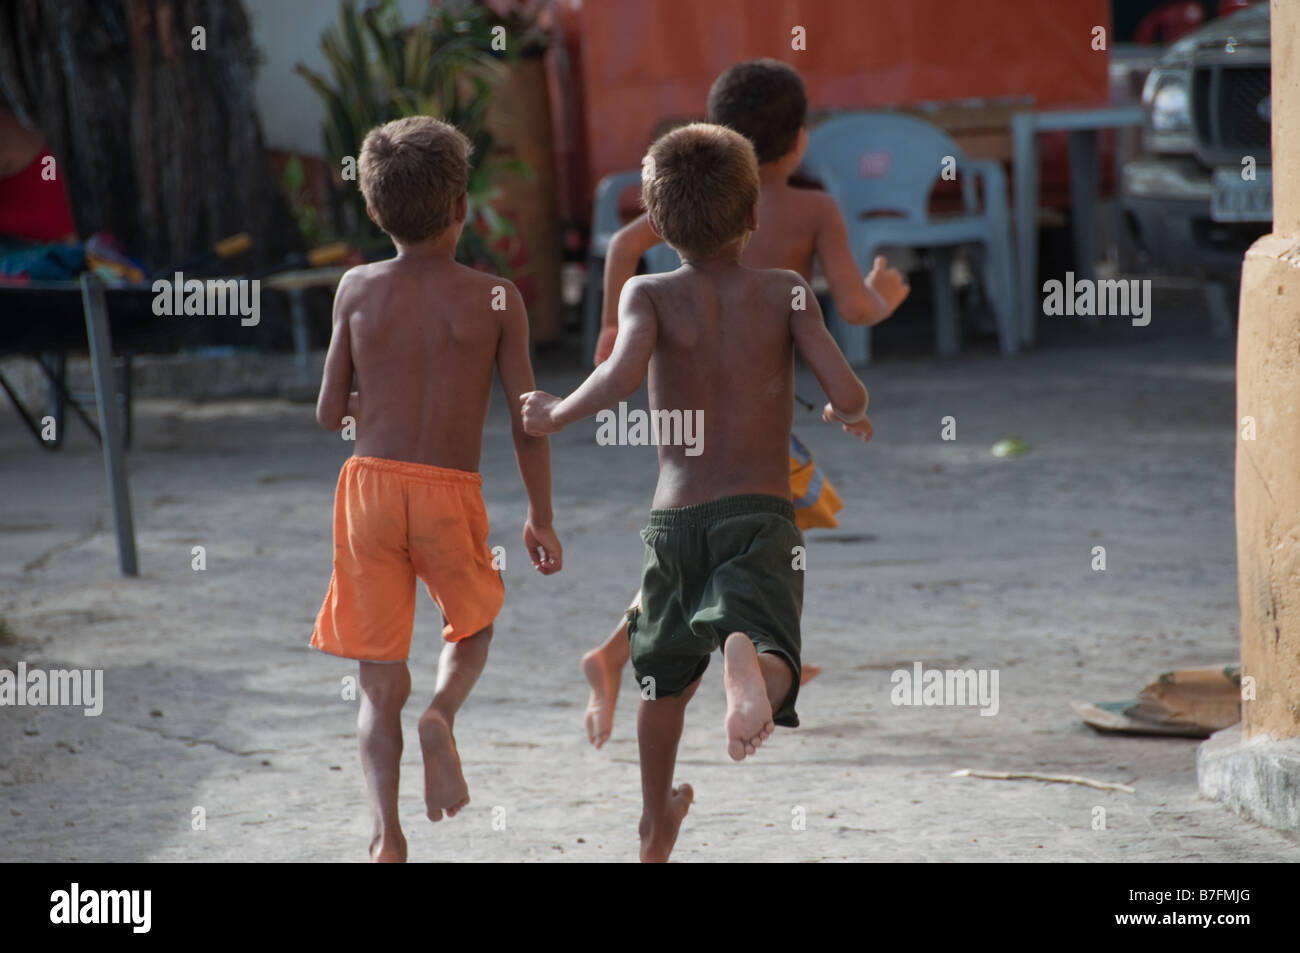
{"left": 1133, "top": 664, "right": 1241, "bottom": 730}
{"left": 1070, "top": 700, "right": 1212, "bottom": 737}
{"left": 1073, "top": 665, "right": 1241, "bottom": 739}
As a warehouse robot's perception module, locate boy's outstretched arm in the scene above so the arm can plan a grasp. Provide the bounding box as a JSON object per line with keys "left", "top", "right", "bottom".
{"left": 595, "top": 214, "right": 659, "bottom": 365}
{"left": 496, "top": 281, "right": 562, "bottom": 574}
{"left": 524, "top": 278, "right": 658, "bottom": 435}
{"left": 789, "top": 274, "right": 873, "bottom": 442}
{"left": 317, "top": 270, "right": 358, "bottom": 430}
{"left": 813, "top": 195, "right": 910, "bottom": 326}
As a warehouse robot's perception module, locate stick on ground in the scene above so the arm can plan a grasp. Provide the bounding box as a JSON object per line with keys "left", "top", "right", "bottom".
{"left": 952, "top": 769, "right": 1135, "bottom": 794}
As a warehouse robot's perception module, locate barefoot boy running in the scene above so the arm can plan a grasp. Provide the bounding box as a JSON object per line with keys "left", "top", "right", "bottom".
{"left": 310, "top": 116, "right": 562, "bottom": 862}
{"left": 522, "top": 123, "right": 870, "bottom": 862}
{"left": 581, "top": 58, "right": 904, "bottom": 749}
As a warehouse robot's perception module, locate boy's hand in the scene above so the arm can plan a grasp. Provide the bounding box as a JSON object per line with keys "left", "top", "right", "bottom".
{"left": 823, "top": 402, "right": 874, "bottom": 443}
{"left": 864, "top": 255, "right": 910, "bottom": 322}
{"left": 593, "top": 326, "right": 618, "bottom": 366}
{"left": 524, "top": 519, "right": 563, "bottom": 574}
{"left": 520, "top": 390, "right": 562, "bottom": 436}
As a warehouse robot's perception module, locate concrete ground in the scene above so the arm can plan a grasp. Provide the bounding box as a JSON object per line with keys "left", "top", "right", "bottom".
{"left": 2, "top": 303, "right": 1297, "bottom": 862}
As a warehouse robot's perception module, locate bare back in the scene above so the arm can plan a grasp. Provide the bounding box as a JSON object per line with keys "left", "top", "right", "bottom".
{"left": 337, "top": 258, "right": 503, "bottom": 470}
{"left": 638, "top": 264, "right": 797, "bottom": 509}
{"left": 743, "top": 181, "right": 826, "bottom": 280}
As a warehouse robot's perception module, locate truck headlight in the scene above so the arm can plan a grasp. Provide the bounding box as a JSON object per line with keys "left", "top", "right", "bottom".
{"left": 1142, "top": 69, "right": 1193, "bottom": 152}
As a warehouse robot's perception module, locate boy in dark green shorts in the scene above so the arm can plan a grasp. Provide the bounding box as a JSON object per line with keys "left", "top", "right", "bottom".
{"left": 521, "top": 122, "right": 871, "bottom": 862}
{"left": 631, "top": 495, "right": 805, "bottom": 727}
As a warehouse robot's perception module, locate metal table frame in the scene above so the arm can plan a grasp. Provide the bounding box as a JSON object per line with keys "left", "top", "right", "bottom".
{"left": 0, "top": 276, "right": 140, "bottom": 575}
{"left": 2, "top": 267, "right": 349, "bottom": 577}
{"left": 1012, "top": 104, "right": 1145, "bottom": 346}
{"left": 79, "top": 274, "right": 139, "bottom": 575}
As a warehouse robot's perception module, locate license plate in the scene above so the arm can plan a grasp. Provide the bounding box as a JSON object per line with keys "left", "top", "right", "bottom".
{"left": 1211, "top": 168, "right": 1272, "bottom": 223}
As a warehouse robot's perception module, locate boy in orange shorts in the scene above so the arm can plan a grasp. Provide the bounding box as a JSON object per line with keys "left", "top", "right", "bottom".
{"left": 309, "top": 116, "right": 562, "bottom": 862}
{"left": 581, "top": 59, "right": 908, "bottom": 748}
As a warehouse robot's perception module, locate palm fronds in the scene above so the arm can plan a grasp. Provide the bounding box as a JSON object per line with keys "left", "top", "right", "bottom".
{"left": 295, "top": 0, "right": 538, "bottom": 269}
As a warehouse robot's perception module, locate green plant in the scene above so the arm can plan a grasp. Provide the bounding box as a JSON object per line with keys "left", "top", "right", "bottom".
{"left": 296, "top": 0, "right": 534, "bottom": 269}
{"left": 281, "top": 156, "right": 335, "bottom": 247}
{"left": 431, "top": 0, "right": 551, "bottom": 58}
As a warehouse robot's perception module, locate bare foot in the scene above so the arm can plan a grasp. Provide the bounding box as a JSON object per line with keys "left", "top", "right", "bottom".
{"left": 639, "top": 783, "right": 694, "bottom": 862}
{"left": 418, "top": 709, "right": 470, "bottom": 822}
{"left": 581, "top": 645, "right": 622, "bottom": 749}
{"left": 800, "top": 663, "right": 822, "bottom": 686}
{"left": 369, "top": 828, "right": 407, "bottom": 863}
{"left": 723, "top": 633, "right": 775, "bottom": 761}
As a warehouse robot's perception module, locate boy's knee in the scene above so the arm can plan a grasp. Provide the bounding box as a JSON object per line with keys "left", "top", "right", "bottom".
{"left": 443, "top": 614, "right": 493, "bottom": 645}
{"left": 359, "top": 662, "right": 411, "bottom": 708}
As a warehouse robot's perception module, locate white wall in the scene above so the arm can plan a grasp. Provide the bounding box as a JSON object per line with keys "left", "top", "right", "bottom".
{"left": 246, "top": 0, "right": 430, "bottom": 155}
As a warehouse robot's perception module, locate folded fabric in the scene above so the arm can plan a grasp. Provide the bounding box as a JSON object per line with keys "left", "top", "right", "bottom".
{"left": 0, "top": 242, "right": 84, "bottom": 280}
{"left": 0, "top": 233, "right": 145, "bottom": 283}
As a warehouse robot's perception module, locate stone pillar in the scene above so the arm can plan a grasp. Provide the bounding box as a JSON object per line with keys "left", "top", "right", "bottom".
{"left": 1198, "top": 0, "right": 1300, "bottom": 832}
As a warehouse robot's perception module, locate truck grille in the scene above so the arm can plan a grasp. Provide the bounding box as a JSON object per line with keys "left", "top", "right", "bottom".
{"left": 1192, "top": 65, "right": 1271, "bottom": 164}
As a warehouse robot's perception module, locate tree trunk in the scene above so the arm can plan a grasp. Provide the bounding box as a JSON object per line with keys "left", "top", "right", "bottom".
{"left": 0, "top": 0, "right": 299, "bottom": 270}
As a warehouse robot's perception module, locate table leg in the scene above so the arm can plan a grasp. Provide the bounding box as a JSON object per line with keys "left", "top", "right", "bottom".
{"left": 81, "top": 274, "right": 138, "bottom": 577}
{"left": 1012, "top": 114, "right": 1040, "bottom": 348}
{"left": 289, "top": 288, "right": 311, "bottom": 383}
{"left": 1068, "top": 129, "right": 1101, "bottom": 286}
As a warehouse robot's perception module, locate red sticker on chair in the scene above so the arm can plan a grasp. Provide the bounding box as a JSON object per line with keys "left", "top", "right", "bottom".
{"left": 858, "top": 150, "right": 891, "bottom": 178}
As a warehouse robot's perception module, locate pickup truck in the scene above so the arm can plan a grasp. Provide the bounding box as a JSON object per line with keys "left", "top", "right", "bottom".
{"left": 1121, "top": 3, "right": 1271, "bottom": 288}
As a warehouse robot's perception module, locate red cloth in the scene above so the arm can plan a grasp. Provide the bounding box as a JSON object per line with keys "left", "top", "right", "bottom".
{"left": 0, "top": 149, "right": 78, "bottom": 242}
{"left": 1135, "top": 2, "right": 1205, "bottom": 45}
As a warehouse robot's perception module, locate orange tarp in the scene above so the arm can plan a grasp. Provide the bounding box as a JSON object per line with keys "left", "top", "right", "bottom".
{"left": 576, "top": 0, "right": 1111, "bottom": 211}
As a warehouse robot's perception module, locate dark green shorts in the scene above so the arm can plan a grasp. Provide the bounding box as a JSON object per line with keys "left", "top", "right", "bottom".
{"left": 627, "top": 494, "right": 804, "bottom": 727}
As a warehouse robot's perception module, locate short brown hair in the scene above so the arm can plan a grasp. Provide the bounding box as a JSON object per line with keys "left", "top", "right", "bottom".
{"left": 358, "top": 116, "right": 470, "bottom": 244}
{"left": 707, "top": 59, "right": 807, "bottom": 164}
{"left": 641, "top": 123, "right": 758, "bottom": 258}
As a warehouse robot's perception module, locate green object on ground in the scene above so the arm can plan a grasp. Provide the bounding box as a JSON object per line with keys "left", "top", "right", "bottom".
{"left": 991, "top": 437, "right": 1030, "bottom": 458}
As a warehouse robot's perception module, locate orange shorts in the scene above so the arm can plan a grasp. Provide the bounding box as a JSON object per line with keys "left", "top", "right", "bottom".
{"left": 310, "top": 456, "right": 504, "bottom": 663}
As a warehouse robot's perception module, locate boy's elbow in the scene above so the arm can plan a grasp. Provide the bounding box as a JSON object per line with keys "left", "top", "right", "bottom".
{"left": 316, "top": 400, "right": 342, "bottom": 431}
{"left": 609, "top": 365, "right": 643, "bottom": 399}
{"left": 608, "top": 226, "right": 636, "bottom": 259}
{"left": 609, "top": 229, "right": 651, "bottom": 273}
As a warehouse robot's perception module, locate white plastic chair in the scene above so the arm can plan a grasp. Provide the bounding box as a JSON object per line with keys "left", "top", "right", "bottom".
{"left": 584, "top": 171, "right": 681, "bottom": 363}
{"left": 803, "top": 112, "right": 1018, "bottom": 363}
